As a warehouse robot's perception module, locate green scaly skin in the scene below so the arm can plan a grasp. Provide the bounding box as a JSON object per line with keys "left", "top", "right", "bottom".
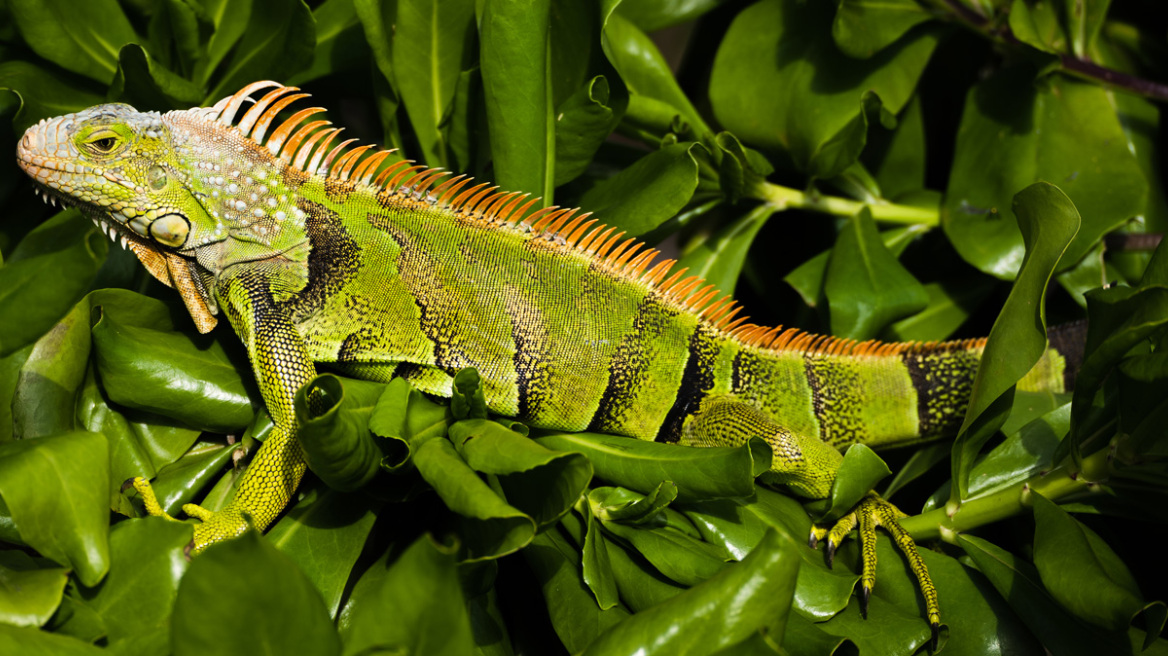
{"left": 16, "top": 82, "right": 1070, "bottom": 641}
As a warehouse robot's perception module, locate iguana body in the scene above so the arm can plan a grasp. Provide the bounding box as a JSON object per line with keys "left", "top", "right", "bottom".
{"left": 16, "top": 82, "right": 1070, "bottom": 640}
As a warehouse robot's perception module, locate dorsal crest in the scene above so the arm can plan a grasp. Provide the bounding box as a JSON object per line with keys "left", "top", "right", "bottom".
{"left": 199, "top": 82, "right": 978, "bottom": 359}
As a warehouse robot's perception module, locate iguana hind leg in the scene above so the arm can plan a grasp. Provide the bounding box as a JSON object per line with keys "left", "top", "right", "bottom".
{"left": 679, "top": 394, "right": 940, "bottom": 645}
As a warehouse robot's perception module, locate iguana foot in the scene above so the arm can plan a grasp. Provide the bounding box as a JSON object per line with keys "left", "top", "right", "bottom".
{"left": 124, "top": 476, "right": 250, "bottom": 554}
{"left": 809, "top": 492, "right": 940, "bottom": 649}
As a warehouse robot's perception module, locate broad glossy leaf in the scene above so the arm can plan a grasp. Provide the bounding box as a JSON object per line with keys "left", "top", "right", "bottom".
{"left": 194, "top": 0, "right": 252, "bottom": 87}
{"left": 581, "top": 528, "right": 799, "bottom": 655}
{"left": 0, "top": 549, "right": 69, "bottom": 628}
{"left": 781, "top": 614, "right": 849, "bottom": 656}
{"left": 824, "top": 208, "right": 928, "bottom": 339}
{"left": 450, "top": 418, "right": 591, "bottom": 528}
{"left": 534, "top": 431, "right": 770, "bottom": 501}
{"left": 555, "top": 76, "right": 623, "bottom": 186}
{"left": 91, "top": 312, "right": 257, "bottom": 433}
{"left": 785, "top": 224, "right": 927, "bottom": 309}
{"left": 205, "top": 0, "right": 315, "bottom": 101}
{"left": 816, "top": 444, "right": 892, "bottom": 523}
{"left": 864, "top": 94, "right": 926, "bottom": 202}
{"left": 12, "top": 291, "right": 92, "bottom": 439}
{"left": 78, "top": 518, "right": 190, "bottom": 646}
{"left": 294, "top": 374, "right": 386, "bottom": 491}
{"left": 42, "top": 591, "right": 106, "bottom": 644}
{"left": 287, "top": 0, "right": 369, "bottom": 85}
{"left": 412, "top": 437, "right": 535, "bottom": 560}
{"left": 268, "top": 486, "right": 380, "bottom": 619}
{"left": 8, "top": 0, "right": 137, "bottom": 84}
{"left": 0, "top": 431, "right": 110, "bottom": 586}
{"left": 147, "top": 438, "right": 240, "bottom": 516}
{"left": 960, "top": 533, "right": 1137, "bottom": 654}
{"left": 1032, "top": 493, "right": 1148, "bottom": 632}
{"left": 600, "top": 525, "right": 688, "bottom": 612}
{"left": 524, "top": 527, "right": 631, "bottom": 652}
{"left": 601, "top": 520, "right": 728, "bottom": 587}
{"left": 883, "top": 277, "right": 995, "bottom": 342}
{"left": 682, "top": 489, "right": 858, "bottom": 621}
{"left": 1008, "top": 0, "right": 1069, "bottom": 54}
{"left": 578, "top": 142, "right": 702, "bottom": 237}
{"left": 451, "top": 367, "right": 489, "bottom": 420}
{"left": 709, "top": 0, "right": 936, "bottom": 177}
{"left": 832, "top": 0, "right": 933, "bottom": 59}
{"left": 172, "top": 530, "right": 340, "bottom": 656}
{"left": 600, "top": 10, "right": 710, "bottom": 138}
{"left": 951, "top": 183, "right": 1078, "bottom": 501}
{"left": 943, "top": 70, "right": 1141, "bottom": 278}
{"left": 589, "top": 481, "right": 677, "bottom": 523}
{"left": 0, "top": 61, "right": 104, "bottom": 133}
{"left": 0, "top": 209, "right": 106, "bottom": 358}
{"left": 677, "top": 204, "right": 775, "bottom": 299}
{"left": 614, "top": 0, "right": 722, "bottom": 31}
{"left": 0, "top": 623, "right": 105, "bottom": 655}
{"left": 108, "top": 44, "right": 202, "bottom": 111}
{"left": 394, "top": 0, "right": 476, "bottom": 168}
{"left": 353, "top": 0, "right": 398, "bottom": 91}
{"left": 0, "top": 345, "right": 31, "bottom": 444}
{"left": 480, "top": 0, "right": 554, "bottom": 202}
{"left": 341, "top": 534, "right": 474, "bottom": 656}
{"left": 583, "top": 511, "right": 620, "bottom": 609}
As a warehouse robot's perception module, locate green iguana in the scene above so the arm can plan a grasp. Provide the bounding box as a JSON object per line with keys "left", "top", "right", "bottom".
{"left": 16, "top": 81, "right": 1074, "bottom": 642}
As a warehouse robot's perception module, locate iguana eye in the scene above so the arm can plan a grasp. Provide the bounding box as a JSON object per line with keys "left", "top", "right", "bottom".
{"left": 86, "top": 133, "right": 120, "bottom": 154}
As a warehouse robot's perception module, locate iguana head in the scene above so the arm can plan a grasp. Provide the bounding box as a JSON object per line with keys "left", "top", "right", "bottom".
{"left": 15, "top": 82, "right": 317, "bottom": 333}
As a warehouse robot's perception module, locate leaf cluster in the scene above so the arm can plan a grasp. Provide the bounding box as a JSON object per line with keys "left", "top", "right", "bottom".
{"left": 3, "top": 0, "right": 1168, "bottom": 654}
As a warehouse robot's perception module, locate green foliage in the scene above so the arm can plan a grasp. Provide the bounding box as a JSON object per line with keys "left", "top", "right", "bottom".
{"left": 2, "top": 0, "right": 1168, "bottom": 654}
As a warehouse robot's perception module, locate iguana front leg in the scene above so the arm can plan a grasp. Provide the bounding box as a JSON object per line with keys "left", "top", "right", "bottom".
{"left": 132, "top": 269, "right": 316, "bottom": 552}
{"left": 680, "top": 395, "right": 940, "bottom": 645}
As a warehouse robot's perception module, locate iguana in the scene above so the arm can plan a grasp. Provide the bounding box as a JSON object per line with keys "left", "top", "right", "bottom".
{"left": 16, "top": 81, "right": 1074, "bottom": 643}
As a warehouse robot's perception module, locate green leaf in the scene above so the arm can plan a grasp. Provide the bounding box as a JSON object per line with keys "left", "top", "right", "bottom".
{"left": 294, "top": 374, "right": 386, "bottom": 491}
{"left": 8, "top": 0, "right": 138, "bottom": 84}
{"left": 785, "top": 223, "right": 927, "bottom": 309}
{"left": 287, "top": 0, "right": 369, "bottom": 85}
{"left": 959, "top": 534, "right": 1137, "bottom": 654}
{"left": 815, "top": 444, "right": 892, "bottom": 523}
{"left": 581, "top": 528, "right": 799, "bottom": 655}
{"left": 353, "top": 0, "right": 398, "bottom": 93}
{"left": 882, "top": 277, "right": 995, "bottom": 342}
{"left": 1032, "top": 493, "right": 1147, "bottom": 632}
{"left": 147, "top": 438, "right": 240, "bottom": 516}
{"left": 824, "top": 208, "right": 929, "bottom": 339}
{"left": 195, "top": 0, "right": 252, "bottom": 88}
{"left": 340, "top": 534, "right": 474, "bottom": 656}
{"left": 582, "top": 511, "right": 620, "bottom": 609}
{"left": 677, "top": 204, "right": 775, "bottom": 299}
{"left": 0, "top": 61, "right": 103, "bottom": 133}
{"left": 600, "top": 9, "right": 710, "bottom": 139}
{"left": 1009, "top": 0, "right": 1070, "bottom": 54}
{"left": 267, "top": 486, "right": 380, "bottom": 619}
{"left": 91, "top": 309, "right": 258, "bottom": 433}
{"left": 0, "top": 431, "right": 110, "bottom": 586}
{"left": 480, "top": 0, "right": 554, "bottom": 202}
{"left": 172, "top": 530, "right": 341, "bottom": 656}
{"left": 578, "top": 142, "right": 702, "bottom": 237}
{"left": 394, "top": 0, "right": 476, "bottom": 168}
{"left": 534, "top": 431, "right": 770, "bottom": 502}
{"left": 832, "top": 0, "right": 934, "bottom": 59}
{"left": 589, "top": 481, "right": 678, "bottom": 523}
{"left": 600, "top": 520, "right": 728, "bottom": 587}
{"left": 77, "top": 518, "right": 191, "bottom": 646}
{"left": 555, "top": 76, "right": 623, "bottom": 186}
{"left": 0, "top": 549, "right": 69, "bottom": 628}
{"left": 412, "top": 436, "right": 535, "bottom": 560}
{"left": 12, "top": 292, "right": 93, "bottom": 439}
{"left": 108, "top": 44, "right": 202, "bottom": 111}
{"left": 451, "top": 367, "right": 489, "bottom": 420}
{"left": 524, "top": 527, "right": 631, "bottom": 653}
{"left": 0, "top": 623, "right": 105, "bottom": 655}
{"left": 709, "top": 0, "right": 936, "bottom": 176}
{"left": 449, "top": 418, "right": 592, "bottom": 528}
{"left": 613, "top": 0, "right": 722, "bottom": 32}
{"left": 865, "top": 93, "right": 926, "bottom": 200}
{"left": 0, "top": 209, "right": 106, "bottom": 358}
{"left": 950, "top": 182, "right": 1079, "bottom": 501}
{"left": 205, "top": 0, "right": 316, "bottom": 102}
{"left": 943, "top": 70, "right": 1143, "bottom": 279}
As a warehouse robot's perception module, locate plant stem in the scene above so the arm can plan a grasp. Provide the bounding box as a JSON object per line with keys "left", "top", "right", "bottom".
{"left": 749, "top": 180, "right": 940, "bottom": 226}
{"left": 898, "top": 448, "right": 1110, "bottom": 542}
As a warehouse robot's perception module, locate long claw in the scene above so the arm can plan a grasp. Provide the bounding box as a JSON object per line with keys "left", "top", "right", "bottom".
{"left": 860, "top": 584, "right": 871, "bottom": 619}
{"left": 930, "top": 622, "right": 940, "bottom": 652}
{"left": 826, "top": 539, "right": 837, "bottom": 568}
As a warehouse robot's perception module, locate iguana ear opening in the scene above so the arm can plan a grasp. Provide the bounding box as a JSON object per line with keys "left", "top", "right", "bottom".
{"left": 124, "top": 239, "right": 219, "bottom": 333}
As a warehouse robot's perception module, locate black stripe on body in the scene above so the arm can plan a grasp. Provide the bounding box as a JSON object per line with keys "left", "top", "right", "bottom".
{"left": 655, "top": 325, "right": 721, "bottom": 442}
{"left": 588, "top": 296, "right": 680, "bottom": 434}
{"left": 504, "top": 285, "right": 552, "bottom": 420}
{"left": 279, "top": 199, "right": 361, "bottom": 323}
{"left": 901, "top": 349, "right": 979, "bottom": 438}
{"left": 803, "top": 354, "right": 868, "bottom": 448}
